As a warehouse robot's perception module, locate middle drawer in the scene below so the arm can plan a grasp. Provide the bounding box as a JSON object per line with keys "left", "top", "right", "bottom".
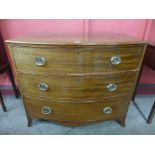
{"left": 19, "top": 73, "right": 137, "bottom": 101}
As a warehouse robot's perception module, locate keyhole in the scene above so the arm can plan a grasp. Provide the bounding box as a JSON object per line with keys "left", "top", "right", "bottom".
{"left": 76, "top": 79, "right": 79, "bottom": 83}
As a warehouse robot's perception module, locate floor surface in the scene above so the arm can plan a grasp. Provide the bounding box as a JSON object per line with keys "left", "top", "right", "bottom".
{"left": 0, "top": 95, "right": 155, "bottom": 135}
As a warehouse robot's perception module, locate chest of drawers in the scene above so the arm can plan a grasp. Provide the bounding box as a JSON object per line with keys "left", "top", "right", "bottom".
{"left": 6, "top": 34, "right": 146, "bottom": 127}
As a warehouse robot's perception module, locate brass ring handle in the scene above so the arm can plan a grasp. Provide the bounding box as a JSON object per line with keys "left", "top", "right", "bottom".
{"left": 106, "top": 83, "right": 117, "bottom": 92}
{"left": 110, "top": 56, "right": 121, "bottom": 65}
{"left": 102, "top": 107, "right": 112, "bottom": 114}
{"left": 42, "top": 106, "right": 52, "bottom": 115}
{"left": 38, "top": 83, "right": 48, "bottom": 91}
{"left": 34, "top": 56, "right": 46, "bottom": 66}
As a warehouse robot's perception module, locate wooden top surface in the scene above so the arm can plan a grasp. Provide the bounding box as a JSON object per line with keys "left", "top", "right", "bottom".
{"left": 5, "top": 33, "right": 146, "bottom": 45}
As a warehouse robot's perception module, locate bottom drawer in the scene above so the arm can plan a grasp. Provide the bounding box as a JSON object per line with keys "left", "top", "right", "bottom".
{"left": 23, "top": 96, "right": 131, "bottom": 124}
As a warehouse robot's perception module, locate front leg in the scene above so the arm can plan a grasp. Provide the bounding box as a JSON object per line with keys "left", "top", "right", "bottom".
{"left": 115, "top": 116, "right": 126, "bottom": 127}
{"left": 27, "top": 116, "right": 33, "bottom": 127}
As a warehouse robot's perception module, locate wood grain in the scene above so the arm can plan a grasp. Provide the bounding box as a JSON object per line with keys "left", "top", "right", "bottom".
{"left": 24, "top": 95, "right": 130, "bottom": 125}
{"left": 6, "top": 33, "right": 146, "bottom": 45}
{"left": 19, "top": 73, "right": 137, "bottom": 101}
{"left": 12, "top": 45, "right": 144, "bottom": 75}
{"left": 5, "top": 33, "right": 146, "bottom": 126}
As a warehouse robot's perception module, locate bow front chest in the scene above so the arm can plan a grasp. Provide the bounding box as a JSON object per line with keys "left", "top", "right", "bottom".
{"left": 6, "top": 34, "right": 146, "bottom": 127}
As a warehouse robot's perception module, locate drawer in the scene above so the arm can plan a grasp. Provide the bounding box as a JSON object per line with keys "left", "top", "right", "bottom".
{"left": 19, "top": 73, "right": 137, "bottom": 101}
{"left": 24, "top": 96, "right": 130, "bottom": 122}
{"left": 12, "top": 45, "right": 144, "bottom": 75}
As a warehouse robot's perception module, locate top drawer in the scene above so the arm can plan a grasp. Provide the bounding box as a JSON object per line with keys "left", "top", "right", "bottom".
{"left": 11, "top": 45, "right": 145, "bottom": 75}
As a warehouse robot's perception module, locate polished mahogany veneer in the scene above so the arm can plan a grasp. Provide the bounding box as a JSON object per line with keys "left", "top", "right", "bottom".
{"left": 6, "top": 33, "right": 147, "bottom": 127}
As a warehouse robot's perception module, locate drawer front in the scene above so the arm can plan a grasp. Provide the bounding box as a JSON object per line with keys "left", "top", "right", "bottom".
{"left": 24, "top": 96, "right": 130, "bottom": 122}
{"left": 12, "top": 45, "right": 144, "bottom": 75}
{"left": 19, "top": 73, "right": 137, "bottom": 101}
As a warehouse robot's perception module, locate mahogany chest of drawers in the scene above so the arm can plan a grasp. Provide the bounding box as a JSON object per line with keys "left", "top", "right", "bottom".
{"left": 6, "top": 34, "right": 147, "bottom": 127}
